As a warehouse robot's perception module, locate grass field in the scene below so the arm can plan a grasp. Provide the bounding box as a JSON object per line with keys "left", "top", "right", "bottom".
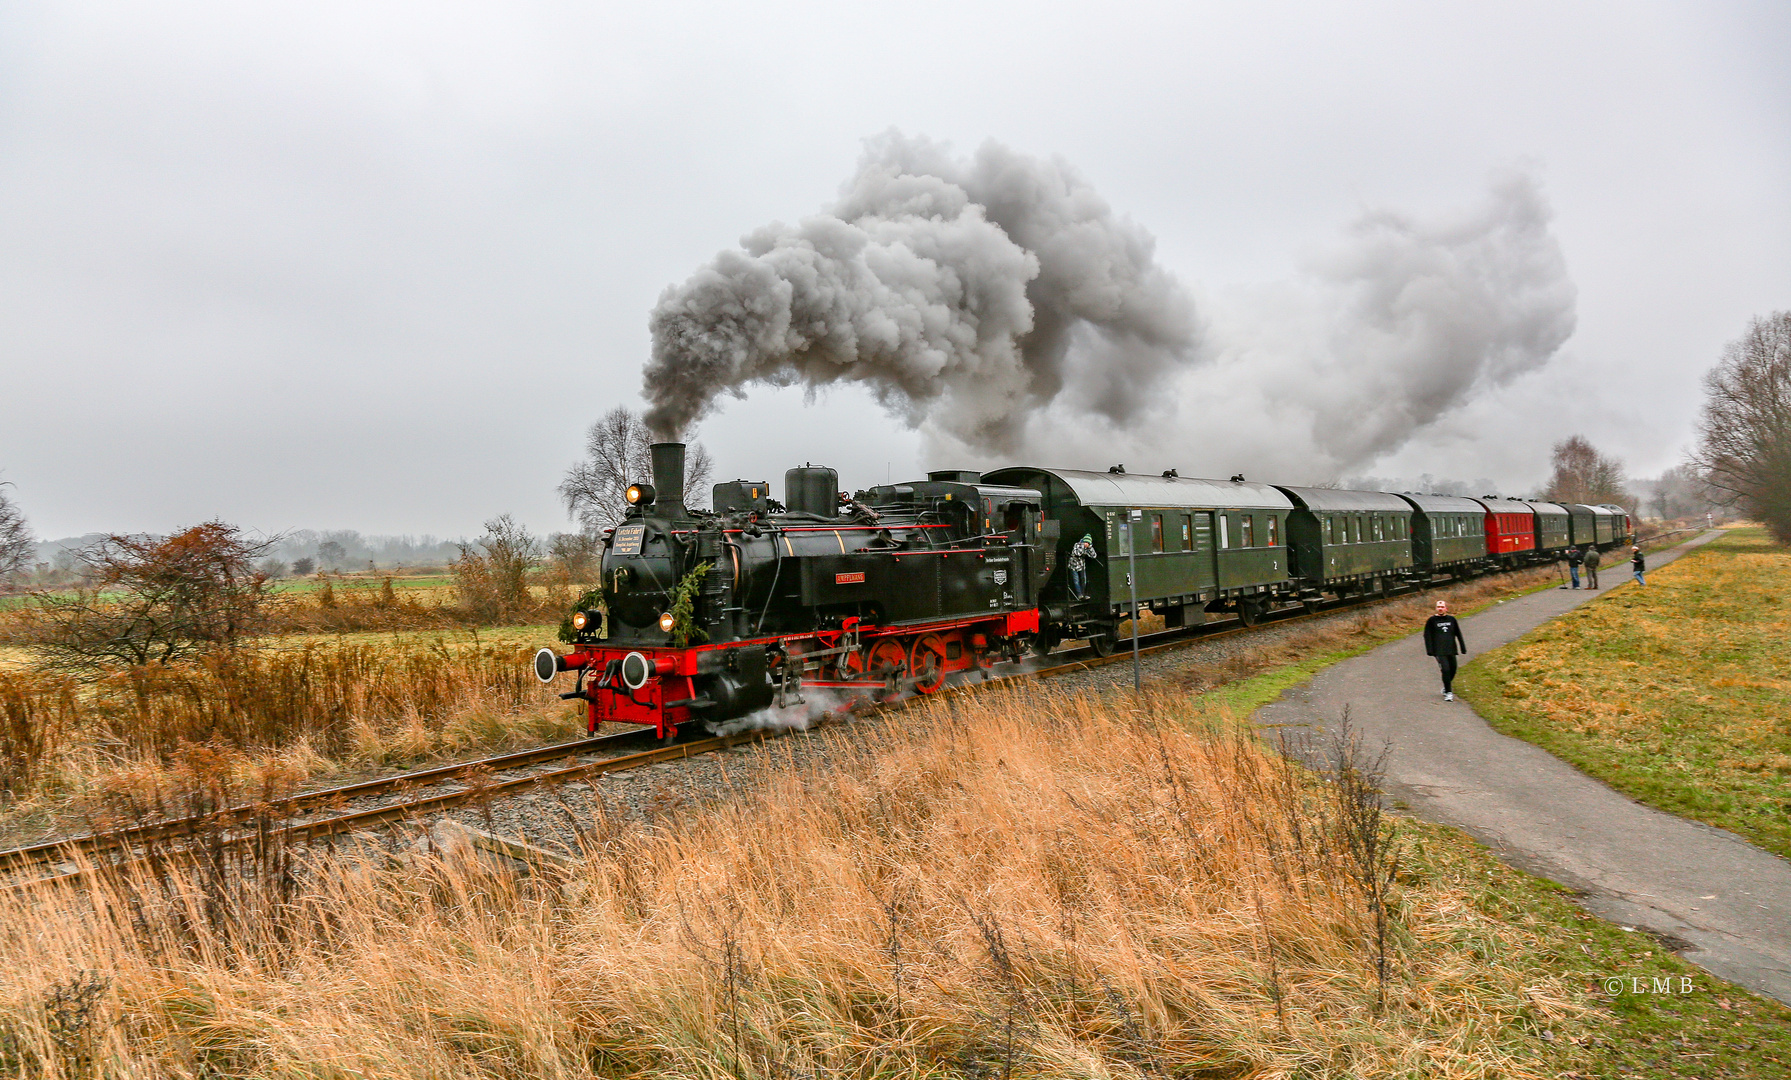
{"left": 1458, "top": 527, "right": 1791, "bottom": 860}
{"left": 3, "top": 685, "right": 1786, "bottom": 1078}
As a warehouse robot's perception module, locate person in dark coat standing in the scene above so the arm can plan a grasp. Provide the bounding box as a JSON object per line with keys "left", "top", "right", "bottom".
{"left": 1424, "top": 599, "right": 1468, "bottom": 701}
{"left": 1584, "top": 545, "right": 1602, "bottom": 589}
{"left": 1632, "top": 545, "right": 1646, "bottom": 585}
{"left": 1564, "top": 545, "right": 1583, "bottom": 589}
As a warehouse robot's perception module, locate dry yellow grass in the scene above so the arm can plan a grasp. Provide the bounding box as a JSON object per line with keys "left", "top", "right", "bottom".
{"left": 1, "top": 686, "right": 1606, "bottom": 1079}
{"left": 0, "top": 640, "right": 584, "bottom": 846}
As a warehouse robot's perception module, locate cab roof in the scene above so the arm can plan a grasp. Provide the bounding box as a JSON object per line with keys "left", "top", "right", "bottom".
{"left": 1275, "top": 486, "right": 1414, "bottom": 512}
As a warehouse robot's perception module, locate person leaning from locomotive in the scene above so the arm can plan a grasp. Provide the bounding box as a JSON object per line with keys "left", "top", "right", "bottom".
{"left": 1068, "top": 533, "right": 1099, "bottom": 599}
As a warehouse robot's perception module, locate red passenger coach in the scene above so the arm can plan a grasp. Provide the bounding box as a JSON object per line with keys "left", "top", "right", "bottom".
{"left": 1472, "top": 498, "right": 1537, "bottom": 562}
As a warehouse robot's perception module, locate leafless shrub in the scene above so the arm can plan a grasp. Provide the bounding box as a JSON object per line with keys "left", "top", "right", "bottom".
{"left": 1322, "top": 707, "right": 1401, "bottom": 1011}
{"left": 23, "top": 521, "right": 274, "bottom": 671}
{"left": 452, "top": 515, "right": 541, "bottom": 623}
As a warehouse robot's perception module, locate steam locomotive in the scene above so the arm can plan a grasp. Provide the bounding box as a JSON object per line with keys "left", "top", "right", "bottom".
{"left": 534, "top": 442, "right": 1632, "bottom": 739}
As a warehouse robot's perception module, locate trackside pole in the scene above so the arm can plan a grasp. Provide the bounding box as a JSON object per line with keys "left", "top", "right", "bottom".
{"left": 1128, "top": 508, "right": 1142, "bottom": 692}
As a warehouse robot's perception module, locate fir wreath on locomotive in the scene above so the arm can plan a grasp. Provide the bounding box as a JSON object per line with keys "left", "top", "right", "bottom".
{"left": 534, "top": 441, "right": 1633, "bottom": 739}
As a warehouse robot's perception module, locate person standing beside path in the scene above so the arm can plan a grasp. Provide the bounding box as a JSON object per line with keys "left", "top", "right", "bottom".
{"left": 1583, "top": 545, "right": 1601, "bottom": 589}
{"left": 1564, "top": 545, "right": 1583, "bottom": 589}
{"left": 1632, "top": 545, "right": 1646, "bottom": 585}
{"left": 1423, "top": 600, "right": 1468, "bottom": 701}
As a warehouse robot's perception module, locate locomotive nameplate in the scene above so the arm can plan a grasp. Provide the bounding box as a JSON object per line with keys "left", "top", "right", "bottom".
{"left": 612, "top": 523, "right": 647, "bottom": 556}
{"left": 834, "top": 571, "right": 866, "bottom": 584}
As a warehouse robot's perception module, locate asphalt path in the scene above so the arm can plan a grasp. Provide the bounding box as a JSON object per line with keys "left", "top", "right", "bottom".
{"left": 1254, "top": 531, "right": 1791, "bottom": 1005}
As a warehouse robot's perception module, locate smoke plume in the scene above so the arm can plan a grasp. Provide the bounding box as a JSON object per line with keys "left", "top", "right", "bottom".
{"left": 644, "top": 133, "right": 1197, "bottom": 448}
{"left": 645, "top": 136, "right": 1576, "bottom": 482}
{"left": 929, "top": 169, "right": 1578, "bottom": 481}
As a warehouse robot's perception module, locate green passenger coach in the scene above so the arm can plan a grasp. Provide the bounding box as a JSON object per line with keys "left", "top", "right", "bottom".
{"left": 981, "top": 467, "right": 1297, "bottom": 649}
{"left": 1273, "top": 487, "right": 1416, "bottom": 595}
{"left": 1396, "top": 493, "right": 1489, "bottom": 576}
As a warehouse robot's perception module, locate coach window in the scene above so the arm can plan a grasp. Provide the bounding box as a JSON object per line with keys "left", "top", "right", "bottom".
{"left": 1219, "top": 515, "right": 1230, "bottom": 549}
{"left": 1241, "top": 514, "right": 1255, "bottom": 548}
{"left": 1267, "top": 515, "right": 1278, "bottom": 546}
{"left": 1151, "top": 513, "right": 1164, "bottom": 553}
{"left": 1181, "top": 513, "right": 1193, "bottom": 550}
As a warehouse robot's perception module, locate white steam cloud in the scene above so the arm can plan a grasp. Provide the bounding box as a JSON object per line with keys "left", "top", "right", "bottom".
{"left": 644, "top": 136, "right": 1577, "bottom": 482}
{"left": 644, "top": 133, "right": 1196, "bottom": 448}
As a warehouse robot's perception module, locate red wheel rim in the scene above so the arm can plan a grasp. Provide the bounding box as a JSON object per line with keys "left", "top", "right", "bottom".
{"left": 910, "top": 633, "right": 949, "bottom": 694}
{"left": 866, "top": 639, "right": 908, "bottom": 682}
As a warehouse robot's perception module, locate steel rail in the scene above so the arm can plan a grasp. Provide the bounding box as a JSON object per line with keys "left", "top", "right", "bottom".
{"left": 0, "top": 727, "right": 657, "bottom": 874}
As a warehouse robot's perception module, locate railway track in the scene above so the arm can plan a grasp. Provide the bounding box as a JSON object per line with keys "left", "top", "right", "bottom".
{"left": 0, "top": 570, "right": 1506, "bottom": 891}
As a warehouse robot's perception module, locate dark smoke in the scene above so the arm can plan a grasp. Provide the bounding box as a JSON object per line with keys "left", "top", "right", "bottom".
{"left": 643, "top": 133, "right": 1197, "bottom": 448}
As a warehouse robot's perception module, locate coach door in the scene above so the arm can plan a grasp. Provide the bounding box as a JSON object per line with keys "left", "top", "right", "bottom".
{"left": 1189, "top": 511, "right": 1218, "bottom": 597}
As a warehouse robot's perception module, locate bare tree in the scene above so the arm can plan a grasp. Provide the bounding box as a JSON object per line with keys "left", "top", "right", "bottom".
{"left": 0, "top": 482, "right": 34, "bottom": 583}
{"left": 1542, "top": 435, "right": 1630, "bottom": 507}
{"left": 1692, "top": 311, "right": 1791, "bottom": 544}
{"left": 559, "top": 406, "right": 713, "bottom": 532}
{"left": 27, "top": 522, "right": 275, "bottom": 670}
{"left": 316, "top": 540, "right": 347, "bottom": 570}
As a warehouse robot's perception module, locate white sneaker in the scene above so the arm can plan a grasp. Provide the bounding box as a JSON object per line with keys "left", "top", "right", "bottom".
{"left": 1444, "top": 691, "right": 1454, "bottom": 701}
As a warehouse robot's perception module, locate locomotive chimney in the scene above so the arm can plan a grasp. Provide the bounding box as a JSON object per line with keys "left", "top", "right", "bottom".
{"left": 650, "top": 442, "right": 686, "bottom": 509}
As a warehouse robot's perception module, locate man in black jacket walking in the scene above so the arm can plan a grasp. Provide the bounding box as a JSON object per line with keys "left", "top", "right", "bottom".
{"left": 1424, "top": 600, "right": 1468, "bottom": 701}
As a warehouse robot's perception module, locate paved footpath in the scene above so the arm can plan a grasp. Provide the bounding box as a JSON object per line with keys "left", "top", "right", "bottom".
{"left": 1255, "top": 531, "right": 1791, "bottom": 1005}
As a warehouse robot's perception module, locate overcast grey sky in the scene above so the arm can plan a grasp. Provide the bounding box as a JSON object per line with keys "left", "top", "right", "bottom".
{"left": 2, "top": 1, "right": 1786, "bottom": 540}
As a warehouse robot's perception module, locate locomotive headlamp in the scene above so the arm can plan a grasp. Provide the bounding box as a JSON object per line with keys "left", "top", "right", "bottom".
{"left": 571, "top": 610, "right": 590, "bottom": 631}
{"left": 658, "top": 611, "right": 676, "bottom": 633}
{"left": 626, "top": 482, "right": 656, "bottom": 506}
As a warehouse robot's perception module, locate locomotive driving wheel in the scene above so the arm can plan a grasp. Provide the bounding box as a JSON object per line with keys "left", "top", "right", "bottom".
{"left": 834, "top": 646, "right": 869, "bottom": 681}
{"left": 910, "top": 633, "right": 950, "bottom": 694}
{"left": 866, "top": 638, "right": 909, "bottom": 697}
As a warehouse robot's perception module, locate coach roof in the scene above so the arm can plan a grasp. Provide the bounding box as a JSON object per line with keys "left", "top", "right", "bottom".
{"left": 988, "top": 467, "right": 1295, "bottom": 511}
{"left": 1274, "top": 486, "right": 1414, "bottom": 513}
{"left": 1394, "top": 493, "right": 1487, "bottom": 515}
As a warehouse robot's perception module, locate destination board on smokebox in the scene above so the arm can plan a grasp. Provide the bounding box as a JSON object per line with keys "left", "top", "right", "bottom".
{"left": 612, "top": 523, "right": 646, "bottom": 556}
